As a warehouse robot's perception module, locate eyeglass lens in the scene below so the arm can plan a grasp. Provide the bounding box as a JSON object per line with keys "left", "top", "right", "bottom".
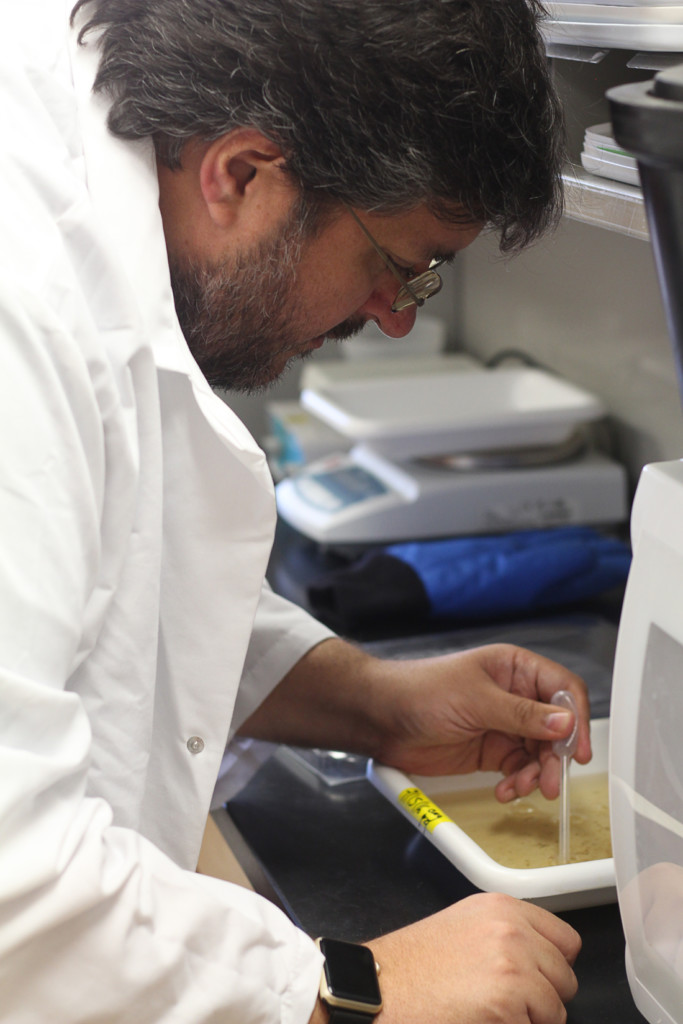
{"left": 345, "top": 204, "right": 444, "bottom": 314}
{"left": 392, "top": 268, "right": 443, "bottom": 312}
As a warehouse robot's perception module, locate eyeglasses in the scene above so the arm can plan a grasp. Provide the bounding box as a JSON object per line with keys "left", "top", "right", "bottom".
{"left": 346, "top": 206, "right": 445, "bottom": 313}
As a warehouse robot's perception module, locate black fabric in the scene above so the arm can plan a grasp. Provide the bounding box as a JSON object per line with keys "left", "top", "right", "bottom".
{"left": 305, "top": 527, "right": 631, "bottom": 634}
{"left": 327, "top": 1010, "right": 377, "bottom": 1024}
{"left": 307, "top": 552, "right": 429, "bottom": 632}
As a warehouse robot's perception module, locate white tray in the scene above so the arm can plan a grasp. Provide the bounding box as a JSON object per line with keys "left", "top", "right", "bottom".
{"left": 550, "top": 2, "right": 683, "bottom": 16}
{"left": 557, "top": 0, "right": 683, "bottom": 5}
{"left": 300, "top": 368, "right": 605, "bottom": 461}
{"left": 583, "top": 142, "right": 636, "bottom": 167}
{"left": 584, "top": 122, "right": 630, "bottom": 151}
{"left": 368, "top": 718, "right": 615, "bottom": 911}
{"left": 581, "top": 152, "right": 641, "bottom": 186}
{"left": 543, "top": 4, "right": 683, "bottom": 47}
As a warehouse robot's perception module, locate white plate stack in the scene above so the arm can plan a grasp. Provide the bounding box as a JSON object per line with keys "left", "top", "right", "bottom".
{"left": 556, "top": 0, "right": 683, "bottom": 6}
{"left": 543, "top": 3, "right": 683, "bottom": 49}
{"left": 581, "top": 122, "right": 640, "bottom": 187}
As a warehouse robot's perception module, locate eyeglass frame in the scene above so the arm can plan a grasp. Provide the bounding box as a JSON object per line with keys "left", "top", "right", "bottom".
{"left": 345, "top": 205, "right": 445, "bottom": 313}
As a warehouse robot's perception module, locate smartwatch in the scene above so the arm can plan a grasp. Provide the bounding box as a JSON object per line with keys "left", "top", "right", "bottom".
{"left": 316, "top": 937, "right": 383, "bottom": 1024}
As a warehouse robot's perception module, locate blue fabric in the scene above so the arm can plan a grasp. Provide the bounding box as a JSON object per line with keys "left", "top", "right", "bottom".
{"left": 385, "top": 527, "right": 631, "bottom": 619}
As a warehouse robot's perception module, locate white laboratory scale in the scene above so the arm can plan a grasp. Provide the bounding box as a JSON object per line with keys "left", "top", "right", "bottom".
{"left": 275, "top": 364, "right": 628, "bottom": 544}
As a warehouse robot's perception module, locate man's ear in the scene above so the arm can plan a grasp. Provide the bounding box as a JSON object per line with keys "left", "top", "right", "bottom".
{"left": 198, "top": 128, "right": 290, "bottom": 230}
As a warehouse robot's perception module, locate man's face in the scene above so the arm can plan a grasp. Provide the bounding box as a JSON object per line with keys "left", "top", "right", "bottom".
{"left": 169, "top": 197, "right": 480, "bottom": 393}
{"left": 168, "top": 199, "right": 364, "bottom": 393}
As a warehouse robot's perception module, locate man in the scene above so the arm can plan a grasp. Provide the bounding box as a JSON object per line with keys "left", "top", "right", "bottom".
{"left": 0, "top": 0, "right": 588, "bottom": 1021}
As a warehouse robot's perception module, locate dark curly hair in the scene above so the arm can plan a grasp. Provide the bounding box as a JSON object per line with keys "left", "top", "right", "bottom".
{"left": 71, "top": 0, "right": 565, "bottom": 252}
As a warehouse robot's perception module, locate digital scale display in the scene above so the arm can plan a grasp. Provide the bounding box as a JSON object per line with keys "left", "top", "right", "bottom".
{"left": 293, "top": 465, "right": 388, "bottom": 511}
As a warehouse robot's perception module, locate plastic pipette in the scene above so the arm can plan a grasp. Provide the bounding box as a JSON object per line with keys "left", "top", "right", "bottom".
{"left": 550, "top": 690, "right": 579, "bottom": 865}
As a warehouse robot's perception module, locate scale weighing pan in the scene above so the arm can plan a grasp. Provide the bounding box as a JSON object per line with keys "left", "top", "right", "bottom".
{"left": 300, "top": 367, "right": 606, "bottom": 461}
{"left": 368, "top": 717, "right": 615, "bottom": 911}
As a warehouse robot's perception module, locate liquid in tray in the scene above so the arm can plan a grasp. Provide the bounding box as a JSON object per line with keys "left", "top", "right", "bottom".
{"left": 430, "top": 773, "right": 612, "bottom": 870}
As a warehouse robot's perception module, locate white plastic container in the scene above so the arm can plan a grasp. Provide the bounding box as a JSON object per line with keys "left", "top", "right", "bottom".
{"left": 368, "top": 717, "right": 615, "bottom": 911}
{"left": 610, "top": 459, "right": 683, "bottom": 1024}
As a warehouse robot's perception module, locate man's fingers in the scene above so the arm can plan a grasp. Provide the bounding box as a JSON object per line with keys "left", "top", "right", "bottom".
{"left": 495, "top": 761, "right": 542, "bottom": 802}
{"left": 523, "top": 900, "right": 582, "bottom": 966}
{"left": 479, "top": 645, "right": 592, "bottom": 765}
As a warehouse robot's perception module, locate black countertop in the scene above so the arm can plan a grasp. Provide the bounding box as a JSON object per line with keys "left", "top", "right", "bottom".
{"left": 216, "top": 745, "right": 643, "bottom": 1023}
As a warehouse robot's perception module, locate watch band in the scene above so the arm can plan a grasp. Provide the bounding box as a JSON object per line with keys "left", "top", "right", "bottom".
{"left": 327, "top": 1009, "right": 378, "bottom": 1024}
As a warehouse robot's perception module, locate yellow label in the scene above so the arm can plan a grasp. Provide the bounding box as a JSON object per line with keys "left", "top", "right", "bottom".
{"left": 398, "top": 787, "right": 452, "bottom": 833}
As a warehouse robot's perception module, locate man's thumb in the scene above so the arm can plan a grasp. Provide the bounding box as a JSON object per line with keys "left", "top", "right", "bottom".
{"left": 491, "top": 691, "right": 575, "bottom": 742}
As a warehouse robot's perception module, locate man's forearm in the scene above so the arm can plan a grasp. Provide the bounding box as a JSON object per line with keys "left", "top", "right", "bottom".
{"left": 236, "top": 637, "right": 389, "bottom": 755}
{"left": 237, "top": 637, "right": 590, "bottom": 804}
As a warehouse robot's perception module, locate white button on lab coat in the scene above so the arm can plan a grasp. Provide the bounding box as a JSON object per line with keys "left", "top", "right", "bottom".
{"left": 0, "top": 2, "right": 333, "bottom": 1020}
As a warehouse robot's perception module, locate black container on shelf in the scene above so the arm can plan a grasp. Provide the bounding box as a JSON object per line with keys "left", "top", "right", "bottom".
{"left": 609, "top": 64, "right": 683, "bottom": 401}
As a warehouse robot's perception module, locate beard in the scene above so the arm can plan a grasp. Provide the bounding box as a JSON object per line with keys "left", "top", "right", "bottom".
{"left": 168, "top": 205, "right": 366, "bottom": 394}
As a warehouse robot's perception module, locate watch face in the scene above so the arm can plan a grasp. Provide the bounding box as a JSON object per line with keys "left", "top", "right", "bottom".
{"left": 319, "top": 938, "right": 382, "bottom": 1008}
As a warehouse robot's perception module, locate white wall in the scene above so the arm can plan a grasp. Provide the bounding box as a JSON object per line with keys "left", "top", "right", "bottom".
{"left": 455, "top": 204, "right": 683, "bottom": 494}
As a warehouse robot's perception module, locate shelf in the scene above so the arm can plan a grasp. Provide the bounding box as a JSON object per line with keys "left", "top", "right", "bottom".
{"left": 543, "top": 3, "right": 683, "bottom": 51}
{"left": 561, "top": 165, "right": 649, "bottom": 240}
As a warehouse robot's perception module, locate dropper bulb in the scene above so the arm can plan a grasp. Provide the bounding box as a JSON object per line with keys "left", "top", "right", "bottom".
{"left": 550, "top": 690, "right": 579, "bottom": 758}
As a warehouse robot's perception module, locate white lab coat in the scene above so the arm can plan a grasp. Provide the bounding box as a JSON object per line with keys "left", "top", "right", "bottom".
{"left": 0, "top": 1, "right": 335, "bottom": 1020}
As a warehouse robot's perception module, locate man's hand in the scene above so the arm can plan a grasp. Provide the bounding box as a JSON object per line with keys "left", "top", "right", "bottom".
{"left": 240, "top": 637, "right": 591, "bottom": 802}
{"left": 371, "top": 642, "right": 591, "bottom": 802}
{"left": 310, "top": 894, "right": 580, "bottom": 1024}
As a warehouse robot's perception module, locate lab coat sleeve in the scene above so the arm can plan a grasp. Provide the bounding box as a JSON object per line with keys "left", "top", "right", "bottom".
{"left": 231, "top": 582, "right": 337, "bottom": 737}
{"left": 212, "top": 585, "right": 336, "bottom": 806}
{"left": 0, "top": 286, "right": 323, "bottom": 1023}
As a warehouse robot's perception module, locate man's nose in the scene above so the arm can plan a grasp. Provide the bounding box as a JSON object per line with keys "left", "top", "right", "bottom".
{"left": 358, "top": 283, "right": 418, "bottom": 338}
